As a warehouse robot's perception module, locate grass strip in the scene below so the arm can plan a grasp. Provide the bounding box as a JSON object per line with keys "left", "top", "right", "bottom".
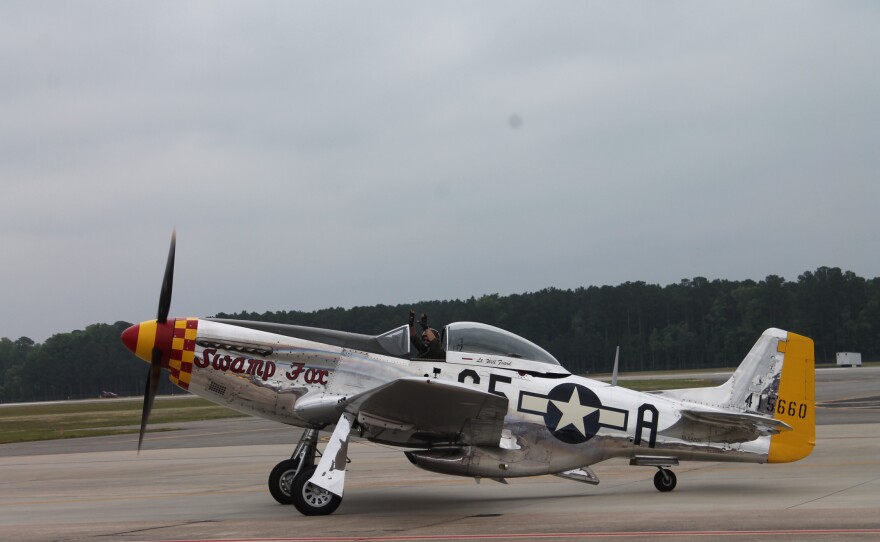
{"left": 615, "top": 378, "right": 716, "bottom": 392}
{"left": 0, "top": 396, "right": 246, "bottom": 444}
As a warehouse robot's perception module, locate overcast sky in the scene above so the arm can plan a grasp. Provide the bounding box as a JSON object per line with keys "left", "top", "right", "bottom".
{"left": 2, "top": 2, "right": 878, "bottom": 343}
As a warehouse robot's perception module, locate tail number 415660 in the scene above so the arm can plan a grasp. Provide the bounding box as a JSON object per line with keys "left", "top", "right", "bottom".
{"left": 776, "top": 398, "right": 808, "bottom": 419}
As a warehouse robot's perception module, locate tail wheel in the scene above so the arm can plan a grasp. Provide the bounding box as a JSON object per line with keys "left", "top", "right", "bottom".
{"left": 292, "top": 466, "right": 342, "bottom": 516}
{"left": 268, "top": 458, "right": 302, "bottom": 504}
{"left": 653, "top": 468, "right": 677, "bottom": 492}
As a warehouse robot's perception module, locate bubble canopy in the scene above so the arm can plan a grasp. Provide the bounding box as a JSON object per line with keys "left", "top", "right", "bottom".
{"left": 444, "top": 322, "right": 561, "bottom": 366}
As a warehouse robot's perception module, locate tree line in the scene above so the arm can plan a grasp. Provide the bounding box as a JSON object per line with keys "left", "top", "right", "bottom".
{"left": 1, "top": 266, "right": 877, "bottom": 403}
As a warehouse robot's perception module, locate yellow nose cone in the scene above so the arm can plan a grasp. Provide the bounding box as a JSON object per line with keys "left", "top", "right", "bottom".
{"left": 121, "top": 320, "right": 159, "bottom": 363}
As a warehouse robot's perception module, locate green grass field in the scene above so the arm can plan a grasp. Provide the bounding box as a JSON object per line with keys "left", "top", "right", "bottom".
{"left": 615, "top": 378, "right": 715, "bottom": 391}
{"left": 0, "top": 397, "right": 247, "bottom": 444}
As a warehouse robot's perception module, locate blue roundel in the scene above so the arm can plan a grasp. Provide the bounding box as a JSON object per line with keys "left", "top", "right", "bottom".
{"left": 544, "top": 383, "right": 603, "bottom": 444}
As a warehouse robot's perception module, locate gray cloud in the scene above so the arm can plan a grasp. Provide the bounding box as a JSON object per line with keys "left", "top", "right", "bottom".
{"left": 1, "top": 2, "right": 878, "bottom": 341}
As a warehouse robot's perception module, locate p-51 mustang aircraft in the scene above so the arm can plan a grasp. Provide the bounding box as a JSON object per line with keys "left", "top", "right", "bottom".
{"left": 122, "top": 233, "right": 815, "bottom": 515}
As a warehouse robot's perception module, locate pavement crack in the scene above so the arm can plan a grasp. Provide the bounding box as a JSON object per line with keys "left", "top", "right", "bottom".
{"left": 787, "top": 476, "right": 880, "bottom": 510}
{"left": 97, "top": 519, "right": 220, "bottom": 538}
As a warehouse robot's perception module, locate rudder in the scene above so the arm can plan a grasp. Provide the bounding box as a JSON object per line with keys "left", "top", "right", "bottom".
{"left": 768, "top": 332, "right": 815, "bottom": 462}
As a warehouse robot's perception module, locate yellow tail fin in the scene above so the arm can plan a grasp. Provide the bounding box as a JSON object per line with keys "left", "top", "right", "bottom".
{"left": 768, "top": 332, "right": 815, "bottom": 463}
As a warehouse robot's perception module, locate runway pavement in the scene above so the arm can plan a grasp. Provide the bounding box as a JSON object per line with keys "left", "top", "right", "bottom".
{"left": 1, "top": 367, "right": 878, "bottom": 541}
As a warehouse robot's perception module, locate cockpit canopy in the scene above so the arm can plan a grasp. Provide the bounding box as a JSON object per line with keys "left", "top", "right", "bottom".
{"left": 444, "top": 322, "right": 561, "bottom": 366}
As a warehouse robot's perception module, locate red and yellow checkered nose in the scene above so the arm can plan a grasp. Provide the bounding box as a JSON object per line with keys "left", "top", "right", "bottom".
{"left": 121, "top": 318, "right": 199, "bottom": 390}
{"left": 121, "top": 319, "right": 175, "bottom": 367}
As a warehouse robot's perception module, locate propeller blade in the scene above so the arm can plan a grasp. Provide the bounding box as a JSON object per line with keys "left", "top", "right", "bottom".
{"left": 157, "top": 230, "right": 176, "bottom": 324}
{"left": 137, "top": 347, "right": 163, "bottom": 452}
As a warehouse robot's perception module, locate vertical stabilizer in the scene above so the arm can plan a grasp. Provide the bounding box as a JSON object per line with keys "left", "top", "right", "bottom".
{"left": 724, "top": 328, "right": 788, "bottom": 411}
{"left": 655, "top": 328, "right": 787, "bottom": 409}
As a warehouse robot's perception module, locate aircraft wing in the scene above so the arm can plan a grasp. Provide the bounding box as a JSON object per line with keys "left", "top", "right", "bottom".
{"left": 344, "top": 377, "right": 509, "bottom": 447}
{"left": 663, "top": 409, "right": 792, "bottom": 443}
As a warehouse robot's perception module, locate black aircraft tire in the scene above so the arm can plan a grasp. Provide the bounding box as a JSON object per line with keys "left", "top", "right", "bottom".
{"left": 268, "top": 458, "right": 301, "bottom": 505}
{"left": 653, "top": 468, "right": 677, "bottom": 492}
{"left": 292, "top": 466, "right": 342, "bottom": 516}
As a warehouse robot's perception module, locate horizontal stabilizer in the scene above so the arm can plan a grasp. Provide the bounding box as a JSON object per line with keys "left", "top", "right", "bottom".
{"left": 662, "top": 408, "right": 791, "bottom": 444}
{"left": 681, "top": 409, "right": 792, "bottom": 435}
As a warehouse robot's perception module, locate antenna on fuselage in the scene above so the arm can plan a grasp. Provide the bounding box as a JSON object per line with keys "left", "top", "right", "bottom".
{"left": 611, "top": 345, "right": 620, "bottom": 386}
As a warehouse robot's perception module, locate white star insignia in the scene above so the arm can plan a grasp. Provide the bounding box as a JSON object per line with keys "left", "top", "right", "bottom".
{"left": 550, "top": 388, "right": 598, "bottom": 436}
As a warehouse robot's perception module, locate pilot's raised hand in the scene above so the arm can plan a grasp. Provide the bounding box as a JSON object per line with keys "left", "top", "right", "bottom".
{"left": 420, "top": 313, "right": 429, "bottom": 331}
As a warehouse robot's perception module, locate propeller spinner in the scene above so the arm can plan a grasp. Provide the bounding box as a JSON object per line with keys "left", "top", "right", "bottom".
{"left": 120, "top": 230, "right": 177, "bottom": 452}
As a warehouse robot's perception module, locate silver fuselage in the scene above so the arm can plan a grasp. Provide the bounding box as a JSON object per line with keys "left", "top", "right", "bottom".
{"left": 179, "top": 319, "right": 769, "bottom": 479}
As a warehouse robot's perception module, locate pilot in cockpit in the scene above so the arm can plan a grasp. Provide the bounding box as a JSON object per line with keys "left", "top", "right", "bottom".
{"left": 408, "top": 309, "right": 445, "bottom": 360}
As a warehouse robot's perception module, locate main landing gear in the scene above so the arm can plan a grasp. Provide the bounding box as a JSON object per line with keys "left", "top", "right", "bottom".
{"left": 268, "top": 428, "right": 342, "bottom": 516}
{"left": 653, "top": 467, "right": 677, "bottom": 492}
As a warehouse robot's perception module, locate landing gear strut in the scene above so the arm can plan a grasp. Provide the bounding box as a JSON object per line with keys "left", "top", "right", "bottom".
{"left": 653, "top": 467, "right": 677, "bottom": 492}
{"left": 630, "top": 456, "right": 679, "bottom": 493}
{"left": 268, "top": 428, "right": 342, "bottom": 515}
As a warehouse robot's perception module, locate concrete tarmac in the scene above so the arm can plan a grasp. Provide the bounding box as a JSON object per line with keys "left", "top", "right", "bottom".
{"left": 1, "top": 368, "right": 879, "bottom": 542}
